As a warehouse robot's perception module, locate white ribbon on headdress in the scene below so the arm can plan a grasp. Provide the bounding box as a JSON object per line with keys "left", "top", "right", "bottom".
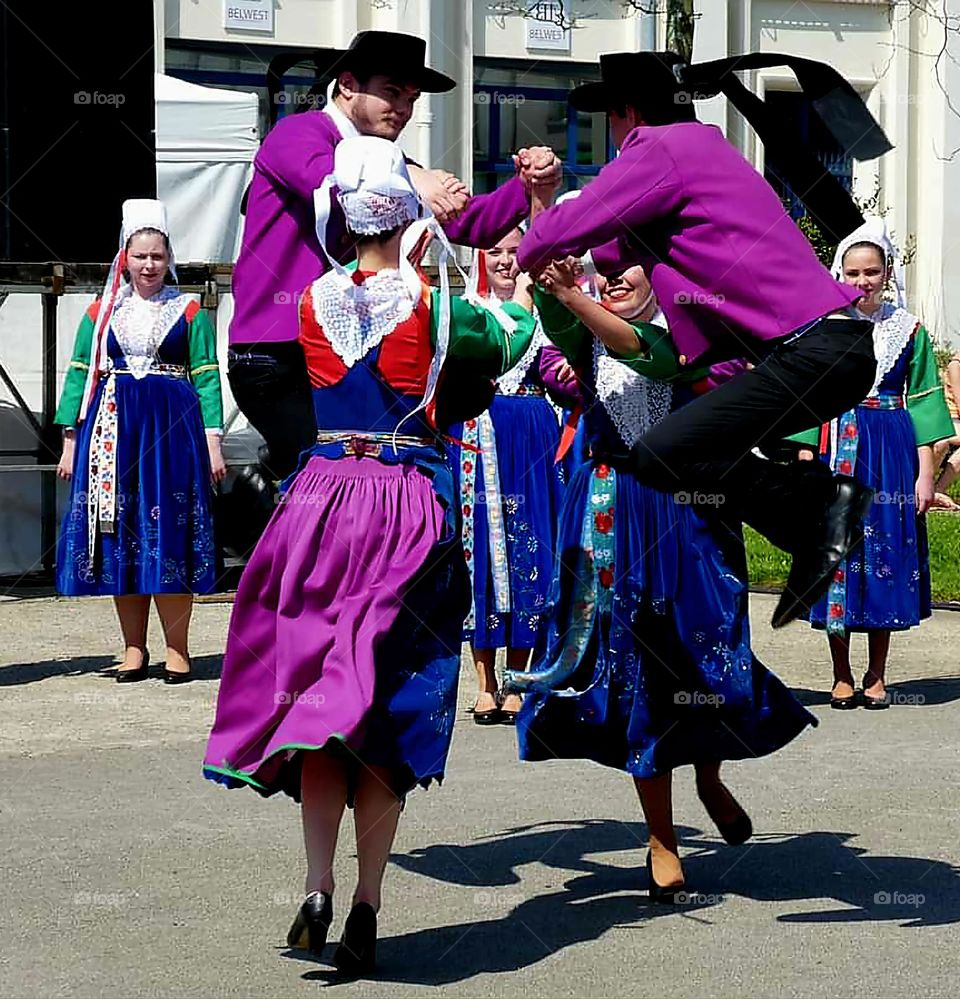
{"left": 830, "top": 214, "right": 906, "bottom": 309}
{"left": 79, "top": 199, "right": 178, "bottom": 421}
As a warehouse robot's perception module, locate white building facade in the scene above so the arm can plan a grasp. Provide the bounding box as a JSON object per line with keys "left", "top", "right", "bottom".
{"left": 160, "top": 0, "right": 960, "bottom": 342}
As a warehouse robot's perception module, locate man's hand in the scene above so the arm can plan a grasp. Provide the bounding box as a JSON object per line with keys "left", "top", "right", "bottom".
{"left": 513, "top": 146, "right": 562, "bottom": 195}
{"left": 408, "top": 164, "right": 470, "bottom": 223}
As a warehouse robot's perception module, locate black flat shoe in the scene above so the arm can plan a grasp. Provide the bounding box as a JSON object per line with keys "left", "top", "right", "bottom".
{"left": 115, "top": 651, "right": 149, "bottom": 683}
{"left": 473, "top": 710, "right": 502, "bottom": 725}
{"left": 162, "top": 668, "right": 193, "bottom": 685}
{"left": 772, "top": 476, "right": 873, "bottom": 629}
{"left": 286, "top": 891, "right": 333, "bottom": 956}
{"left": 830, "top": 693, "right": 858, "bottom": 710}
{"left": 646, "top": 850, "right": 683, "bottom": 904}
{"left": 333, "top": 902, "right": 377, "bottom": 977}
{"left": 862, "top": 690, "right": 891, "bottom": 710}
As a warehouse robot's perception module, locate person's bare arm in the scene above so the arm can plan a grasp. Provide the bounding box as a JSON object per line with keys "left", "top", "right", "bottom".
{"left": 539, "top": 258, "right": 644, "bottom": 358}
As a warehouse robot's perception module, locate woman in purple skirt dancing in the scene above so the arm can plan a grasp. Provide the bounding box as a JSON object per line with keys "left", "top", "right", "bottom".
{"left": 203, "top": 137, "right": 535, "bottom": 975}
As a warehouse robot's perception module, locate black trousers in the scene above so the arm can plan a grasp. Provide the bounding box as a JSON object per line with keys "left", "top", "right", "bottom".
{"left": 227, "top": 341, "right": 317, "bottom": 483}
{"left": 631, "top": 318, "right": 876, "bottom": 554}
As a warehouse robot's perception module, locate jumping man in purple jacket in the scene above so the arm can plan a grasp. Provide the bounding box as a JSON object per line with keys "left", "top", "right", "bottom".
{"left": 518, "top": 50, "right": 887, "bottom": 628}
{"left": 229, "top": 31, "right": 560, "bottom": 482}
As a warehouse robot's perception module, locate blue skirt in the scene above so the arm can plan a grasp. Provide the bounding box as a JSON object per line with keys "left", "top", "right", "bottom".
{"left": 57, "top": 374, "right": 219, "bottom": 596}
{"left": 452, "top": 394, "right": 563, "bottom": 649}
{"left": 518, "top": 461, "right": 816, "bottom": 778}
{"left": 809, "top": 407, "right": 930, "bottom": 632}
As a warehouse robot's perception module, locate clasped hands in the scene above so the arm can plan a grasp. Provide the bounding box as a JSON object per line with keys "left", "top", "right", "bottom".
{"left": 410, "top": 146, "right": 562, "bottom": 223}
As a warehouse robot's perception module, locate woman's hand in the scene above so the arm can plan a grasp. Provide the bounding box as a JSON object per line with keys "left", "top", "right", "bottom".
{"left": 512, "top": 271, "right": 534, "bottom": 312}
{"left": 207, "top": 434, "right": 227, "bottom": 485}
{"left": 57, "top": 431, "right": 76, "bottom": 480}
{"left": 916, "top": 445, "right": 935, "bottom": 515}
{"left": 916, "top": 470, "right": 935, "bottom": 515}
{"left": 539, "top": 258, "right": 579, "bottom": 298}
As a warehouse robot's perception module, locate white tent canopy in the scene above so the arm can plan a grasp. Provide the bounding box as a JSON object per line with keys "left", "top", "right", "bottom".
{"left": 155, "top": 73, "right": 258, "bottom": 264}
{"left": 0, "top": 76, "right": 260, "bottom": 575}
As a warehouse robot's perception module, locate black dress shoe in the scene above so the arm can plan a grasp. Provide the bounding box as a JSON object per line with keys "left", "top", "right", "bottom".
{"left": 115, "top": 651, "right": 149, "bottom": 683}
{"left": 333, "top": 902, "right": 377, "bottom": 977}
{"left": 646, "top": 851, "right": 684, "bottom": 904}
{"left": 830, "top": 694, "right": 858, "bottom": 709}
{"left": 862, "top": 690, "right": 891, "bottom": 710}
{"left": 772, "top": 476, "right": 873, "bottom": 629}
{"left": 286, "top": 891, "right": 333, "bottom": 956}
{"left": 697, "top": 782, "right": 753, "bottom": 845}
{"left": 162, "top": 667, "right": 193, "bottom": 685}
{"left": 716, "top": 812, "right": 753, "bottom": 846}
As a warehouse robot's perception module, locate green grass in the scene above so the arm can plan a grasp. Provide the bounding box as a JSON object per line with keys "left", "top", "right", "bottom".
{"left": 745, "top": 516, "right": 960, "bottom": 604}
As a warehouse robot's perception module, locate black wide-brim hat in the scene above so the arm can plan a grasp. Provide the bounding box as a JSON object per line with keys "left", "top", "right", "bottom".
{"left": 329, "top": 31, "right": 455, "bottom": 93}
{"left": 570, "top": 51, "right": 694, "bottom": 115}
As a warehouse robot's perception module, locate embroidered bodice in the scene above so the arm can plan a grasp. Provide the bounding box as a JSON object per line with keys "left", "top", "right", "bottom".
{"left": 300, "top": 271, "right": 434, "bottom": 435}
{"left": 105, "top": 289, "right": 191, "bottom": 376}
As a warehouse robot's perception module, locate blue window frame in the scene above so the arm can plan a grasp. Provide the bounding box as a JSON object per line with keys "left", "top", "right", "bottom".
{"left": 472, "top": 82, "right": 611, "bottom": 195}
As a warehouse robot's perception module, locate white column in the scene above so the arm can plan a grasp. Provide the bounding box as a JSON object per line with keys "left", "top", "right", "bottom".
{"left": 692, "top": 0, "right": 728, "bottom": 133}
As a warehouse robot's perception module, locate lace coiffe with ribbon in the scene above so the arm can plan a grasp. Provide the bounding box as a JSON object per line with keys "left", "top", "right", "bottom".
{"left": 312, "top": 135, "right": 490, "bottom": 448}
{"left": 77, "top": 199, "right": 191, "bottom": 563}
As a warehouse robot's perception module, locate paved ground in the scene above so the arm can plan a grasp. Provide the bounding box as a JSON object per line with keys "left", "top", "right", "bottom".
{"left": 1, "top": 592, "right": 959, "bottom": 998}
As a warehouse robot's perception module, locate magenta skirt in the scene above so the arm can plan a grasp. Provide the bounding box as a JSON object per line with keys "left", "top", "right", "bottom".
{"left": 203, "top": 455, "right": 469, "bottom": 800}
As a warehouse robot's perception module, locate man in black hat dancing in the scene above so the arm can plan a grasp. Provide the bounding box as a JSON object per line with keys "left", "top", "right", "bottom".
{"left": 518, "top": 50, "right": 890, "bottom": 627}
{"left": 229, "top": 30, "right": 561, "bottom": 484}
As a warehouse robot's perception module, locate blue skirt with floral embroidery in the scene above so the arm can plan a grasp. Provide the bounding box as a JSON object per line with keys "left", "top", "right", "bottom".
{"left": 451, "top": 393, "right": 563, "bottom": 650}
{"left": 517, "top": 460, "right": 816, "bottom": 778}
{"left": 809, "top": 406, "right": 930, "bottom": 632}
{"left": 56, "top": 373, "right": 219, "bottom": 596}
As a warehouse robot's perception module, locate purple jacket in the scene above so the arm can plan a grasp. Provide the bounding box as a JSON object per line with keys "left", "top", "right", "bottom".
{"left": 230, "top": 110, "right": 531, "bottom": 345}
{"left": 518, "top": 122, "right": 860, "bottom": 366}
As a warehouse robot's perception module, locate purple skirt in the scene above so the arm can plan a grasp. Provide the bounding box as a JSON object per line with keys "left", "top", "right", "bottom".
{"left": 203, "top": 456, "right": 468, "bottom": 800}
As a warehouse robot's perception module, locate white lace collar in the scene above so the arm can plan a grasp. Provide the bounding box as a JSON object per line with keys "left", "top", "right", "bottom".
{"left": 109, "top": 287, "right": 190, "bottom": 379}
{"left": 309, "top": 268, "right": 418, "bottom": 369}
{"left": 863, "top": 303, "right": 918, "bottom": 397}
{"left": 498, "top": 317, "right": 549, "bottom": 396}
{"left": 593, "top": 337, "right": 673, "bottom": 449}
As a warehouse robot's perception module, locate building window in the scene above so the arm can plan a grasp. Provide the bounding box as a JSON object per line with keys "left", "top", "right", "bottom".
{"left": 473, "top": 60, "right": 610, "bottom": 195}
{"left": 762, "top": 90, "right": 853, "bottom": 220}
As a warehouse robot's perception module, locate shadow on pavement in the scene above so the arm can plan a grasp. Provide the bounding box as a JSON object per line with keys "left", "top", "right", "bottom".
{"left": 297, "top": 818, "right": 960, "bottom": 986}
{"left": 0, "top": 652, "right": 223, "bottom": 685}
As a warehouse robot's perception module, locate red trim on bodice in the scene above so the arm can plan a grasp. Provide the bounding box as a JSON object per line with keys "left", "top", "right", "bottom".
{"left": 298, "top": 271, "right": 433, "bottom": 393}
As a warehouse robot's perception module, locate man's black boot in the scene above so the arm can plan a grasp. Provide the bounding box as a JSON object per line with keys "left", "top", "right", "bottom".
{"left": 771, "top": 475, "right": 874, "bottom": 629}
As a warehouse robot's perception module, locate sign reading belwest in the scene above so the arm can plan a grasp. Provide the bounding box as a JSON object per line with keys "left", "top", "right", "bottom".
{"left": 224, "top": 0, "right": 274, "bottom": 33}
{"left": 525, "top": 0, "right": 571, "bottom": 53}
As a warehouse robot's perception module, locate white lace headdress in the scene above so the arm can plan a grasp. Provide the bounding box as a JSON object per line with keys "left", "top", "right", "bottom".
{"left": 312, "top": 135, "right": 470, "bottom": 433}
{"left": 831, "top": 215, "right": 905, "bottom": 309}
{"left": 79, "top": 199, "right": 180, "bottom": 420}
{"left": 831, "top": 216, "right": 916, "bottom": 397}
